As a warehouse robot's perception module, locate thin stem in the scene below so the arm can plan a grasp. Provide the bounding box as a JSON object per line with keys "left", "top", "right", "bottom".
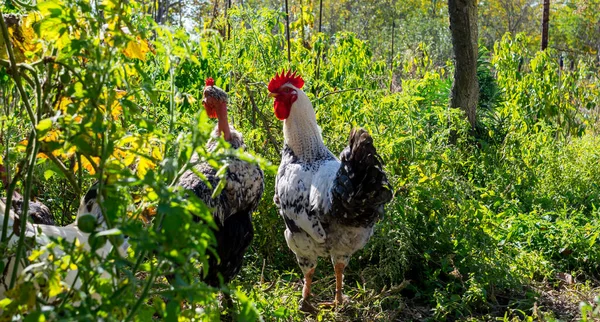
{"left": 245, "top": 84, "right": 278, "bottom": 149}
{"left": 18, "top": 65, "right": 43, "bottom": 118}
{"left": 0, "top": 147, "right": 27, "bottom": 243}
{"left": 9, "top": 131, "right": 40, "bottom": 289}
{"left": 169, "top": 64, "right": 175, "bottom": 135}
{"left": 316, "top": 87, "right": 363, "bottom": 101}
{"left": 46, "top": 152, "right": 82, "bottom": 195}
{"left": 51, "top": 60, "right": 84, "bottom": 83}
{"left": 125, "top": 260, "right": 159, "bottom": 321}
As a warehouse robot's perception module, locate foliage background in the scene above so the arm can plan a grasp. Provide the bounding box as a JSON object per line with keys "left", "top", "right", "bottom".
{"left": 0, "top": 0, "right": 599, "bottom": 321}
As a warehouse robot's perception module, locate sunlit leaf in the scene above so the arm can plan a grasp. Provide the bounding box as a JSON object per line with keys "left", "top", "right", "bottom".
{"left": 123, "top": 37, "right": 150, "bottom": 61}
{"left": 48, "top": 271, "right": 62, "bottom": 297}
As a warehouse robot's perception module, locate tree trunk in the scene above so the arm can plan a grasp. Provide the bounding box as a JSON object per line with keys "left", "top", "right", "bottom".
{"left": 541, "top": 0, "right": 550, "bottom": 50}
{"left": 226, "top": 0, "right": 231, "bottom": 40}
{"left": 448, "top": 0, "right": 478, "bottom": 129}
{"left": 284, "top": 0, "right": 291, "bottom": 63}
{"left": 318, "top": 0, "right": 323, "bottom": 32}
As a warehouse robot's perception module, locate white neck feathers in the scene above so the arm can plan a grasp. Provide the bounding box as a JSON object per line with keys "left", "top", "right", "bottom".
{"left": 283, "top": 91, "right": 329, "bottom": 161}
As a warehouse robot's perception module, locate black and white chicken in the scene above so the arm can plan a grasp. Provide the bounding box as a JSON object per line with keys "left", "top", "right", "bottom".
{"left": 0, "top": 184, "right": 122, "bottom": 300}
{"left": 268, "top": 70, "right": 393, "bottom": 311}
{"left": 177, "top": 78, "right": 264, "bottom": 286}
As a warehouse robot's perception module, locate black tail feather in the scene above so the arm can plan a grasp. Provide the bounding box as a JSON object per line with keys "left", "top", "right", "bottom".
{"left": 332, "top": 128, "right": 393, "bottom": 226}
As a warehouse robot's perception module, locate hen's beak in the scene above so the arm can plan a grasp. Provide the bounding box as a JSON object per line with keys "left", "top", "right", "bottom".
{"left": 268, "top": 92, "right": 278, "bottom": 98}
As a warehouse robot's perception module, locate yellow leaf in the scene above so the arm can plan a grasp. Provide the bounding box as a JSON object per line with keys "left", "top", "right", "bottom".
{"left": 59, "top": 256, "right": 70, "bottom": 270}
{"left": 123, "top": 154, "right": 136, "bottom": 168}
{"left": 17, "top": 140, "right": 28, "bottom": 152}
{"left": 28, "top": 249, "right": 45, "bottom": 261}
{"left": 115, "top": 89, "right": 127, "bottom": 99}
{"left": 40, "top": 129, "right": 61, "bottom": 143}
{"left": 0, "top": 298, "right": 12, "bottom": 309}
{"left": 76, "top": 155, "right": 100, "bottom": 175}
{"left": 151, "top": 146, "right": 162, "bottom": 160}
{"left": 136, "top": 156, "right": 155, "bottom": 178}
{"left": 48, "top": 271, "right": 62, "bottom": 297}
{"left": 185, "top": 94, "right": 197, "bottom": 104}
{"left": 55, "top": 96, "right": 72, "bottom": 113}
{"left": 123, "top": 36, "right": 150, "bottom": 61}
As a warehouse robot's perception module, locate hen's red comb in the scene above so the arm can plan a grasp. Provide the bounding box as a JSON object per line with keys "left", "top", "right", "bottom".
{"left": 268, "top": 70, "right": 304, "bottom": 92}
{"left": 205, "top": 77, "right": 215, "bottom": 86}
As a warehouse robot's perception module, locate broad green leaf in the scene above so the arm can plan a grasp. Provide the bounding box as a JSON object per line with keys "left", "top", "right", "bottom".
{"left": 43, "top": 169, "right": 56, "bottom": 180}
{"left": 36, "top": 118, "right": 53, "bottom": 134}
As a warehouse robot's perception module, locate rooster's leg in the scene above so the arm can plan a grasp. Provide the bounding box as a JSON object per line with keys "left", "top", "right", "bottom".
{"left": 320, "top": 258, "right": 349, "bottom": 308}
{"left": 303, "top": 268, "right": 315, "bottom": 300}
{"left": 298, "top": 260, "right": 318, "bottom": 314}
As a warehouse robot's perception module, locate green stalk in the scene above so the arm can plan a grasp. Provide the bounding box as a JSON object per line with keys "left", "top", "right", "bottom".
{"left": 9, "top": 132, "right": 40, "bottom": 288}
{"left": 125, "top": 260, "right": 159, "bottom": 322}
{"left": 46, "top": 152, "right": 82, "bottom": 195}
{"left": 0, "top": 140, "right": 29, "bottom": 243}
{"left": 169, "top": 64, "right": 175, "bottom": 136}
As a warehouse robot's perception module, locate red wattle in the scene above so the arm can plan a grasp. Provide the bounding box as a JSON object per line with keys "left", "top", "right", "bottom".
{"left": 204, "top": 105, "right": 218, "bottom": 118}
{"left": 274, "top": 100, "right": 291, "bottom": 120}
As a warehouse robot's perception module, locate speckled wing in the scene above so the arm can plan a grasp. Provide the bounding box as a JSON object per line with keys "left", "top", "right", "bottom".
{"left": 178, "top": 125, "right": 264, "bottom": 224}
{"left": 275, "top": 146, "right": 328, "bottom": 244}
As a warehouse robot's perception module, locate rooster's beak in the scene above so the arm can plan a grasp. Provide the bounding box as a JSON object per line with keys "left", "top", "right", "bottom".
{"left": 268, "top": 92, "right": 278, "bottom": 98}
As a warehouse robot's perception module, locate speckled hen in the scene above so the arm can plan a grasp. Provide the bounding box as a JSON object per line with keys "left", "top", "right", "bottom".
{"left": 177, "top": 78, "right": 264, "bottom": 286}
{"left": 268, "top": 70, "right": 393, "bottom": 311}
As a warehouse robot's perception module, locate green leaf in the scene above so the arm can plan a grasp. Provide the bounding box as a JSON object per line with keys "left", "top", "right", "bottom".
{"left": 36, "top": 118, "right": 53, "bottom": 135}
{"left": 211, "top": 177, "right": 226, "bottom": 199}
{"left": 165, "top": 299, "right": 179, "bottom": 322}
{"left": 43, "top": 169, "right": 56, "bottom": 180}
{"left": 590, "top": 231, "right": 599, "bottom": 247}
{"left": 0, "top": 298, "right": 12, "bottom": 309}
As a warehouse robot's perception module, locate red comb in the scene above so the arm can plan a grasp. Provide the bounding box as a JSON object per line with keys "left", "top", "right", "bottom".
{"left": 268, "top": 70, "right": 304, "bottom": 92}
{"left": 205, "top": 77, "right": 215, "bottom": 86}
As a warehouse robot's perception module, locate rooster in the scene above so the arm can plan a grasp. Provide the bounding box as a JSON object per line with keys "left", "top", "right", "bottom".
{"left": 177, "top": 78, "right": 264, "bottom": 286}
{"left": 268, "top": 71, "right": 393, "bottom": 311}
